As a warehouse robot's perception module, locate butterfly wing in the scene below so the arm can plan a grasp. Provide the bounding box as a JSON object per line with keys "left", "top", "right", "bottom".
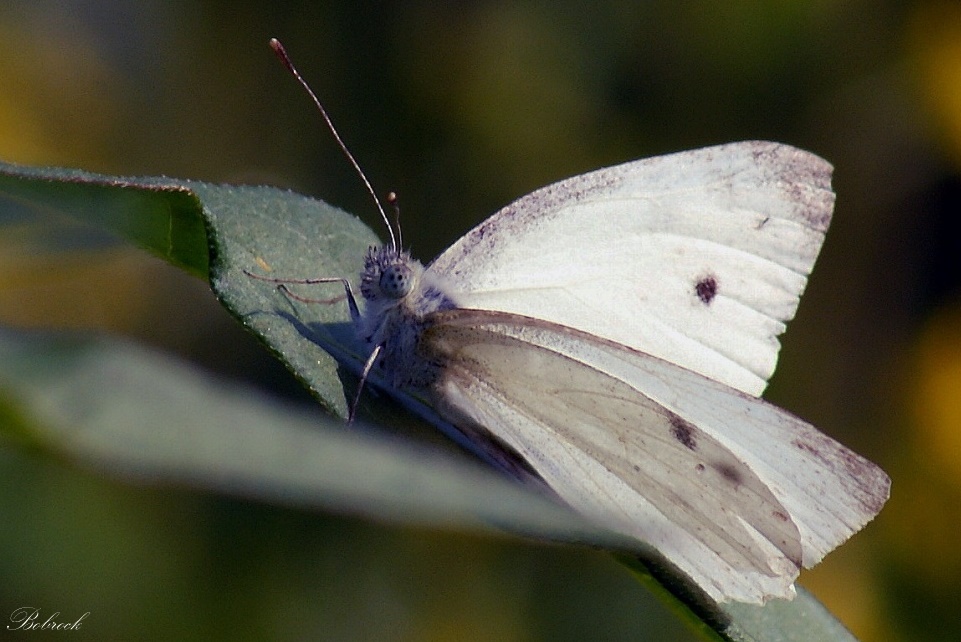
{"left": 427, "top": 141, "right": 834, "bottom": 397}
{"left": 421, "top": 309, "right": 890, "bottom": 604}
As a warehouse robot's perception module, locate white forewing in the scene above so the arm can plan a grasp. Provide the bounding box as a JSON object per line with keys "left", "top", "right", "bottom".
{"left": 421, "top": 310, "right": 890, "bottom": 604}
{"left": 427, "top": 142, "right": 834, "bottom": 397}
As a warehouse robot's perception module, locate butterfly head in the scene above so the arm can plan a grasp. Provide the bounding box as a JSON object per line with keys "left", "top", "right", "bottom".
{"left": 362, "top": 245, "right": 420, "bottom": 303}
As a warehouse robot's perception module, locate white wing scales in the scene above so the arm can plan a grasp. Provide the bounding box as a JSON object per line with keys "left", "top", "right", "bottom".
{"left": 422, "top": 310, "right": 890, "bottom": 604}
{"left": 328, "top": 141, "right": 888, "bottom": 604}
{"left": 428, "top": 141, "right": 834, "bottom": 397}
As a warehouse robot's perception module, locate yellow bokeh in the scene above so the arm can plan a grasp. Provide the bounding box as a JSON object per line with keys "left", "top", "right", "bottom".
{"left": 909, "top": 2, "right": 961, "bottom": 168}
{"left": 0, "top": 22, "right": 122, "bottom": 167}
{"left": 913, "top": 303, "right": 961, "bottom": 487}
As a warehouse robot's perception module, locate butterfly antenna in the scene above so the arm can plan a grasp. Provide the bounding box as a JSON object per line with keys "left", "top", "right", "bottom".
{"left": 386, "top": 191, "right": 402, "bottom": 250}
{"left": 269, "top": 38, "right": 397, "bottom": 250}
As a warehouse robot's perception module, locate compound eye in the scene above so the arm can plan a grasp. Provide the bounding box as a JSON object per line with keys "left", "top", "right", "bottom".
{"left": 379, "top": 263, "right": 413, "bottom": 299}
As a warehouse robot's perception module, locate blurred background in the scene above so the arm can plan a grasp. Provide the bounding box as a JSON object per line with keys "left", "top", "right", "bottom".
{"left": 0, "top": 1, "right": 959, "bottom": 640}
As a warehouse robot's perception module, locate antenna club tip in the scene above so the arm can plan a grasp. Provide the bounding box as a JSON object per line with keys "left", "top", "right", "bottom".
{"left": 386, "top": 191, "right": 398, "bottom": 203}
{"left": 269, "top": 38, "right": 295, "bottom": 71}
{"left": 269, "top": 38, "right": 288, "bottom": 59}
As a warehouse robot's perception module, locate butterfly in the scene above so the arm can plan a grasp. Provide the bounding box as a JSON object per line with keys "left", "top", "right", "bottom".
{"left": 253, "top": 40, "right": 890, "bottom": 605}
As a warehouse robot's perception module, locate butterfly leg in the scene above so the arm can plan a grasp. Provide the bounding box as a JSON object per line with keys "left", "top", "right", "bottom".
{"left": 243, "top": 269, "right": 361, "bottom": 323}
{"left": 348, "top": 343, "right": 382, "bottom": 424}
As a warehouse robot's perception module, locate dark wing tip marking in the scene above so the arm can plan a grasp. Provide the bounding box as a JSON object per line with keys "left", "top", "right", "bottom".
{"left": 792, "top": 437, "right": 891, "bottom": 514}
{"left": 746, "top": 141, "right": 835, "bottom": 232}
{"left": 793, "top": 439, "right": 820, "bottom": 457}
{"left": 694, "top": 274, "right": 719, "bottom": 305}
{"left": 669, "top": 414, "right": 698, "bottom": 451}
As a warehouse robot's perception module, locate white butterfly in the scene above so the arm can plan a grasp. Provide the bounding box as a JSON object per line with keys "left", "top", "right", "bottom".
{"left": 271, "top": 140, "right": 885, "bottom": 605}
{"left": 260, "top": 36, "right": 889, "bottom": 607}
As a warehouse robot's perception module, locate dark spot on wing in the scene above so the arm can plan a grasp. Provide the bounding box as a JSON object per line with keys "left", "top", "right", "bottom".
{"left": 694, "top": 274, "right": 718, "bottom": 304}
{"left": 713, "top": 462, "right": 743, "bottom": 486}
{"left": 772, "top": 510, "right": 790, "bottom": 522}
{"left": 669, "top": 415, "right": 697, "bottom": 450}
{"left": 695, "top": 463, "right": 705, "bottom": 473}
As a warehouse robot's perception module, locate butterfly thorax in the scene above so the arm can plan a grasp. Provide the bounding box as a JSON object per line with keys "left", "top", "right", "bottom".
{"left": 359, "top": 245, "right": 458, "bottom": 388}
